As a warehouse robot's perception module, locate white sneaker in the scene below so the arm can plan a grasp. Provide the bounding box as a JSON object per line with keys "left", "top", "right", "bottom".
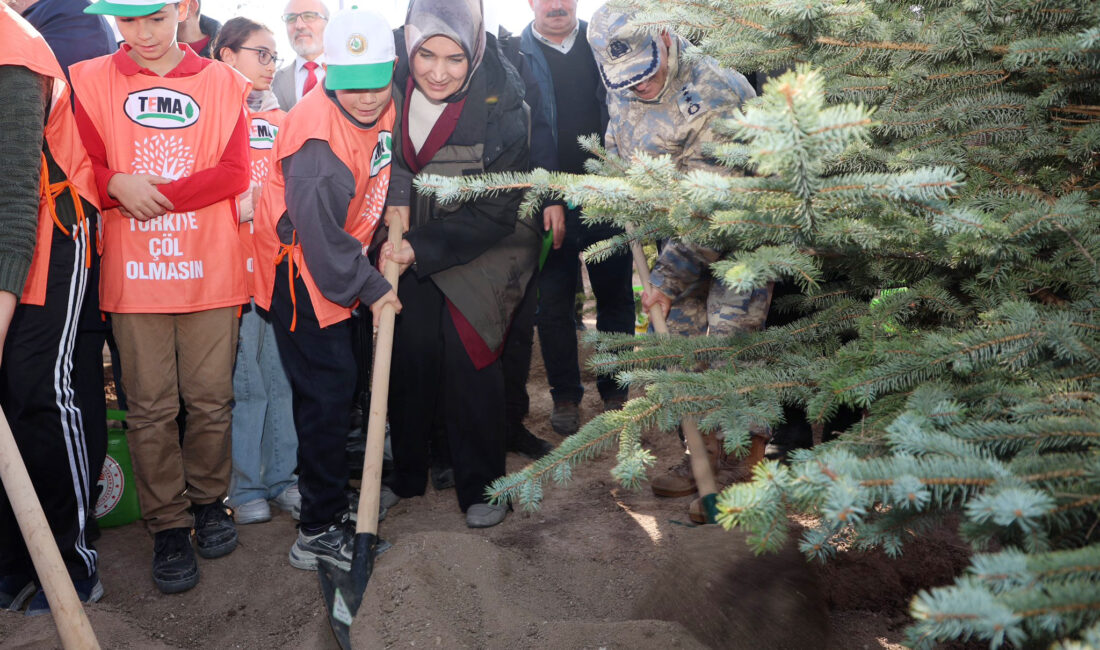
{"left": 270, "top": 483, "right": 301, "bottom": 520}
{"left": 233, "top": 498, "right": 271, "bottom": 525}
{"left": 379, "top": 484, "right": 400, "bottom": 509}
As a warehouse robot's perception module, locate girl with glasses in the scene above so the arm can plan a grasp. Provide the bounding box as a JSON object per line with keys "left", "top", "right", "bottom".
{"left": 213, "top": 17, "right": 301, "bottom": 527}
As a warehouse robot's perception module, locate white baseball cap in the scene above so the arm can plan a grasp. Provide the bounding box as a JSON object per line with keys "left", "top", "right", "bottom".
{"left": 323, "top": 6, "right": 396, "bottom": 91}
{"left": 85, "top": 0, "right": 182, "bottom": 17}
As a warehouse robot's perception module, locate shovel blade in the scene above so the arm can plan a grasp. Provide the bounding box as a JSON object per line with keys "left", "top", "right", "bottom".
{"left": 318, "top": 532, "right": 378, "bottom": 650}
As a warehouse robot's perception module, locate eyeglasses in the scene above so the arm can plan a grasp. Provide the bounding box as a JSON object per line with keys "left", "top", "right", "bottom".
{"left": 239, "top": 47, "right": 282, "bottom": 66}
{"left": 282, "top": 11, "right": 326, "bottom": 24}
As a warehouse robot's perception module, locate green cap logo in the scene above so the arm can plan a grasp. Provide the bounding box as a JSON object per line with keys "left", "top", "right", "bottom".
{"left": 347, "top": 34, "right": 366, "bottom": 56}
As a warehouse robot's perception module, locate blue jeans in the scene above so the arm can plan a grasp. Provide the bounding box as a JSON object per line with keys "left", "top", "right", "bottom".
{"left": 536, "top": 208, "right": 635, "bottom": 405}
{"left": 228, "top": 302, "right": 298, "bottom": 507}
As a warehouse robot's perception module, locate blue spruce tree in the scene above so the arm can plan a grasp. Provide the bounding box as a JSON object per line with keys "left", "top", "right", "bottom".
{"left": 417, "top": 1, "right": 1100, "bottom": 646}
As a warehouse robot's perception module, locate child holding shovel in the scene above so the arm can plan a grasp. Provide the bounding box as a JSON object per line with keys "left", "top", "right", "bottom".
{"left": 251, "top": 6, "right": 403, "bottom": 571}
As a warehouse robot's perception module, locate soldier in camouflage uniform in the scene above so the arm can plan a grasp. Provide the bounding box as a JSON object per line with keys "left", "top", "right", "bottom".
{"left": 589, "top": 6, "right": 772, "bottom": 513}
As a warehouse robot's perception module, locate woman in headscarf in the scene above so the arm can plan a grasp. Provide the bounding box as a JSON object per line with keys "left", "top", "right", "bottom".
{"left": 379, "top": 0, "right": 539, "bottom": 529}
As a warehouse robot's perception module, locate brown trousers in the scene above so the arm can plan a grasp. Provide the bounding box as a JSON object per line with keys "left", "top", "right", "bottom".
{"left": 113, "top": 308, "right": 238, "bottom": 533}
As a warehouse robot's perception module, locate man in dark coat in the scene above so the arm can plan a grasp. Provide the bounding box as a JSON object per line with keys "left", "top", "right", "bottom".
{"left": 16, "top": 0, "right": 116, "bottom": 80}
{"left": 520, "top": 0, "right": 636, "bottom": 437}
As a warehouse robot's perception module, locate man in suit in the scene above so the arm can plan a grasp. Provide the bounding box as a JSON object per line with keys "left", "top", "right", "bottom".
{"left": 271, "top": 0, "right": 328, "bottom": 111}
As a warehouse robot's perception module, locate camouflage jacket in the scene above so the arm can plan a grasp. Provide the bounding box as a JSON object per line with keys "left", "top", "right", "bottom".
{"left": 605, "top": 36, "right": 754, "bottom": 173}
{"left": 604, "top": 37, "right": 756, "bottom": 300}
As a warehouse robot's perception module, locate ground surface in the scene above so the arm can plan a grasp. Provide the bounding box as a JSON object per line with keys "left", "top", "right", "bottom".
{"left": 0, "top": 314, "right": 971, "bottom": 649}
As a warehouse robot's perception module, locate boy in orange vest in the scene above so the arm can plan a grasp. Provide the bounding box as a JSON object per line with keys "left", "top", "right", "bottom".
{"left": 0, "top": 3, "right": 105, "bottom": 615}
{"left": 71, "top": 0, "right": 251, "bottom": 595}
{"left": 252, "top": 6, "right": 401, "bottom": 571}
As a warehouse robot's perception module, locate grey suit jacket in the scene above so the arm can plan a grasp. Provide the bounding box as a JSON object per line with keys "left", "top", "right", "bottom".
{"left": 273, "top": 63, "right": 296, "bottom": 111}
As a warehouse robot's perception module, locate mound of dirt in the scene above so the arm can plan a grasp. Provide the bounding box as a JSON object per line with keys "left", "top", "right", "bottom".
{"left": 633, "top": 525, "right": 829, "bottom": 650}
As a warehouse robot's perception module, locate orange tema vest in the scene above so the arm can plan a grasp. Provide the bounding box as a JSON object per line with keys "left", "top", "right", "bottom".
{"left": 69, "top": 52, "right": 250, "bottom": 313}
{"left": 0, "top": 5, "right": 100, "bottom": 307}
{"left": 240, "top": 107, "right": 285, "bottom": 296}
{"left": 253, "top": 89, "right": 394, "bottom": 329}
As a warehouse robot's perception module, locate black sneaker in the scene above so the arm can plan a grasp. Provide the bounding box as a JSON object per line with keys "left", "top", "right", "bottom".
{"left": 193, "top": 501, "right": 238, "bottom": 559}
{"left": 288, "top": 522, "right": 352, "bottom": 571}
{"left": 602, "top": 397, "right": 627, "bottom": 412}
{"left": 152, "top": 527, "right": 198, "bottom": 594}
{"left": 0, "top": 573, "right": 35, "bottom": 611}
{"left": 507, "top": 424, "right": 554, "bottom": 460}
{"left": 25, "top": 571, "right": 104, "bottom": 617}
{"left": 430, "top": 461, "right": 455, "bottom": 490}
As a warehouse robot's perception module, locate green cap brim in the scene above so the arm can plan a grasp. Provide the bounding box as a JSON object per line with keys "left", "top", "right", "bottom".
{"left": 325, "top": 62, "right": 393, "bottom": 91}
{"left": 84, "top": 1, "right": 172, "bottom": 16}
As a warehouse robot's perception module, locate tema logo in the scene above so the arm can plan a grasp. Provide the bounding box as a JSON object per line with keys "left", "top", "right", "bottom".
{"left": 124, "top": 88, "right": 200, "bottom": 129}
{"left": 370, "top": 131, "right": 392, "bottom": 178}
{"left": 250, "top": 117, "right": 278, "bottom": 150}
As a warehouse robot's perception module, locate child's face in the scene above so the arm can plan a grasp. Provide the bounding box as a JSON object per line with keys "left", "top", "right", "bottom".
{"left": 116, "top": 2, "right": 187, "bottom": 68}
{"left": 336, "top": 83, "right": 393, "bottom": 125}
{"left": 223, "top": 30, "right": 278, "bottom": 91}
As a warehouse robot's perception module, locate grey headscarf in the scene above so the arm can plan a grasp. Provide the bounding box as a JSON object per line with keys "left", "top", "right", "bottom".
{"left": 404, "top": 0, "right": 485, "bottom": 102}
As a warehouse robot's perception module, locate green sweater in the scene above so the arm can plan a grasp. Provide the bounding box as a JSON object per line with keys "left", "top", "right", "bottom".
{"left": 0, "top": 65, "right": 45, "bottom": 299}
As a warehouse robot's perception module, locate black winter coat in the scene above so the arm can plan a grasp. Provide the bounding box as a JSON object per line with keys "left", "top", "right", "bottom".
{"left": 391, "top": 35, "right": 538, "bottom": 353}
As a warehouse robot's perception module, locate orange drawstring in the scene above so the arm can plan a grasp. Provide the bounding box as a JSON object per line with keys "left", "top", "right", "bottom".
{"left": 273, "top": 230, "right": 301, "bottom": 332}
{"left": 40, "top": 153, "right": 91, "bottom": 270}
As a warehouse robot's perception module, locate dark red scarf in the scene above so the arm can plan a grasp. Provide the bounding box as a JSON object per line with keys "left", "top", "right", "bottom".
{"left": 401, "top": 77, "right": 466, "bottom": 174}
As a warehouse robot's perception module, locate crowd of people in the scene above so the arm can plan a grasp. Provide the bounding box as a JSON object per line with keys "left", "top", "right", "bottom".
{"left": 0, "top": 0, "right": 768, "bottom": 615}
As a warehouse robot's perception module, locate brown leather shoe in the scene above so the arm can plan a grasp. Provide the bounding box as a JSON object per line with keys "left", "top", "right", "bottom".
{"left": 688, "top": 495, "right": 707, "bottom": 524}
{"left": 653, "top": 433, "right": 724, "bottom": 498}
{"left": 550, "top": 402, "right": 580, "bottom": 436}
{"left": 651, "top": 455, "right": 697, "bottom": 497}
{"left": 722, "top": 434, "right": 768, "bottom": 482}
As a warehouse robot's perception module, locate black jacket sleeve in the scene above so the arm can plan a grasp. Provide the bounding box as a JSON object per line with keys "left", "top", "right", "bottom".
{"left": 384, "top": 159, "right": 412, "bottom": 208}
{"left": 282, "top": 139, "right": 392, "bottom": 307}
{"left": 517, "top": 51, "right": 564, "bottom": 212}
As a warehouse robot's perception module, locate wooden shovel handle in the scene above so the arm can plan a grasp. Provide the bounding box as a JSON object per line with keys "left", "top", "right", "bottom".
{"left": 0, "top": 406, "right": 100, "bottom": 649}
{"left": 355, "top": 225, "right": 403, "bottom": 536}
{"left": 627, "top": 231, "right": 719, "bottom": 498}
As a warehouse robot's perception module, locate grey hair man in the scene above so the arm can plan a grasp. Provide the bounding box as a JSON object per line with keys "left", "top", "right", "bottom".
{"left": 271, "top": 0, "right": 329, "bottom": 110}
